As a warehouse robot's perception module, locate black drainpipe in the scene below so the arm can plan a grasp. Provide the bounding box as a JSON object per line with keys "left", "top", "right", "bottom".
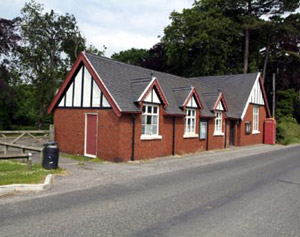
{"left": 172, "top": 117, "right": 176, "bottom": 155}
{"left": 131, "top": 115, "right": 136, "bottom": 161}
{"left": 206, "top": 119, "right": 209, "bottom": 151}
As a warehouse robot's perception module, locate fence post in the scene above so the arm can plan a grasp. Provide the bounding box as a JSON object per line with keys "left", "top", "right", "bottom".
{"left": 49, "top": 124, "right": 55, "bottom": 141}
{"left": 28, "top": 153, "right": 32, "bottom": 170}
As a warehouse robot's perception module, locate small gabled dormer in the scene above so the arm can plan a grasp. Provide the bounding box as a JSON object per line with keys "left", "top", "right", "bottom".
{"left": 134, "top": 76, "right": 168, "bottom": 140}
{"left": 213, "top": 92, "right": 228, "bottom": 136}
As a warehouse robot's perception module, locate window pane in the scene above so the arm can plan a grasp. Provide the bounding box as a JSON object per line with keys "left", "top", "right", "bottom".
{"left": 145, "top": 125, "right": 151, "bottom": 135}
{"left": 143, "top": 106, "right": 146, "bottom": 113}
{"left": 148, "top": 106, "right": 152, "bottom": 113}
{"left": 187, "top": 110, "right": 191, "bottom": 116}
{"left": 152, "top": 125, "right": 157, "bottom": 135}
{"left": 153, "top": 107, "right": 158, "bottom": 114}
{"left": 153, "top": 115, "right": 158, "bottom": 125}
{"left": 141, "top": 125, "right": 145, "bottom": 134}
{"left": 146, "top": 115, "right": 151, "bottom": 125}
{"left": 142, "top": 115, "right": 146, "bottom": 125}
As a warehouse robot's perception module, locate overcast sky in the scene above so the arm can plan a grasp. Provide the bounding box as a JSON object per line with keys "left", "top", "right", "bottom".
{"left": 1, "top": 0, "right": 194, "bottom": 56}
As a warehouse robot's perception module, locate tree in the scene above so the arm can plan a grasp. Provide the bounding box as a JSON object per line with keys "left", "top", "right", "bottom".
{"left": 162, "top": 0, "right": 244, "bottom": 76}
{"left": 0, "top": 18, "right": 21, "bottom": 129}
{"left": 231, "top": 0, "right": 300, "bottom": 73}
{"left": 111, "top": 48, "right": 150, "bottom": 66}
{"left": 17, "top": 1, "right": 87, "bottom": 127}
{"left": 0, "top": 17, "right": 20, "bottom": 56}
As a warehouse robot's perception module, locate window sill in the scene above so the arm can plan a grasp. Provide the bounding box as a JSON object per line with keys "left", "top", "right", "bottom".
{"left": 213, "top": 132, "right": 224, "bottom": 136}
{"left": 183, "top": 133, "right": 198, "bottom": 139}
{"left": 140, "top": 135, "right": 162, "bottom": 140}
{"left": 252, "top": 131, "right": 260, "bottom": 135}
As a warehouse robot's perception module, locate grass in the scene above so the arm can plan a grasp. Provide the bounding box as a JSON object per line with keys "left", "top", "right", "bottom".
{"left": 60, "top": 153, "right": 104, "bottom": 163}
{"left": 0, "top": 160, "right": 63, "bottom": 185}
{"left": 277, "top": 117, "right": 300, "bottom": 145}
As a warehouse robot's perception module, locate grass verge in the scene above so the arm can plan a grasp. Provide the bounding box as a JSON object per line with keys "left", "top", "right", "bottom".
{"left": 60, "top": 153, "right": 104, "bottom": 163}
{"left": 0, "top": 160, "right": 63, "bottom": 185}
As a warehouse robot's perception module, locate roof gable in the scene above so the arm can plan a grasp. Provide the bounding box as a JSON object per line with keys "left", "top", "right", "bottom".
{"left": 48, "top": 52, "right": 121, "bottom": 116}
{"left": 214, "top": 93, "right": 228, "bottom": 112}
{"left": 137, "top": 77, "right": 169, "bottom": 107}
{"left": 240, "top": 74, "right": 271, "bottom": 119}
{"left": 57, "top": 65, "right": 111, "bottom": 109}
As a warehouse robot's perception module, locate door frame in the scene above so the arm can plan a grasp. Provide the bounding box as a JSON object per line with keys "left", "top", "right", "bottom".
{"left": 84, "top": 113, "right": 98, "bottom": 158}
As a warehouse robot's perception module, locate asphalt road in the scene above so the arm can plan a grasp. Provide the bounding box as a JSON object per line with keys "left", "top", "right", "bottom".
{"left": 1, "top": 145, "right": 300, "bottom": 237}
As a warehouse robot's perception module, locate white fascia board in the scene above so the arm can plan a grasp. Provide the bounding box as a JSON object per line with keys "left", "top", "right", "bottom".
{"left": 138, "top": 77, "right": 156, "bottom": 102}
{"left": 83, "top": 52, "right": 122, "bottom": 112}
{"left": 240, "top": 72, "right": 261, "bottom": 120}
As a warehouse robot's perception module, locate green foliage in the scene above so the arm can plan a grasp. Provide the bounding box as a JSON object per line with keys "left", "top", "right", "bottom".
{"left": 111, "top": 48, "right": 150, "bottom": 66}
{"left": 162, "top": 0, "right": 245, "bottom": 76}
{"left": 276, "top": 117, "right": 300, "bottom": 145}
{"left": 276, "top": 89, "right": 298, "bottom": 119}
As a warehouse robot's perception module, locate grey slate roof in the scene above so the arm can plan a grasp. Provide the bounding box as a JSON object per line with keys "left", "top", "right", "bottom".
{"left": 190, "top": 73, "right": 259, "bottom": 118}
{"left": 85, "top": 52, "right": 259, "bottom": 119}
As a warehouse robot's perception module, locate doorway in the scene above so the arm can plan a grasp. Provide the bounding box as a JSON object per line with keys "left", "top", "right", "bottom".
{"left": 85, "top": 113, "right": 98, "bottom": 157}
{"left": 230, "top": 121, "right": 235, "bottom": 146}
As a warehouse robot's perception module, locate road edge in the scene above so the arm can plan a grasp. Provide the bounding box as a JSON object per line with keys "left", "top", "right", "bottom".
{"left": 0, "top": 174, "right": 53, "bottom": 196}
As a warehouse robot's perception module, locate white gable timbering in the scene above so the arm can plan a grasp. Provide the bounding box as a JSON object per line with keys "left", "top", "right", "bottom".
{"left": 186, "top": 95, "right": 198, "bottom": 108}
{"left": 216, "top": 101, "right": 224, "bottom": 111}
{"left": 241, "top": 73, "right": 265, "bottom": 120}
{"left": 250, "top": 78, "right": 264, "bottom": 105}
{"left": 58, "top": 65, "right": 111, "bottom": 108}
{"left": 144, "top": 88, "right": 161, "bottom": 104}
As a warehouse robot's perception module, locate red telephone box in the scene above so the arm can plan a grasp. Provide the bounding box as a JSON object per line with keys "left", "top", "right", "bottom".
{"left": 264, "top": 118, "right": 276, "bottom": 145}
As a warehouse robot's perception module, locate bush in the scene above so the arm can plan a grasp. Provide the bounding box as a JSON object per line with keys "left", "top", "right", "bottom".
{"left": 276, "top": 117, "right": 300, "bottom": 145}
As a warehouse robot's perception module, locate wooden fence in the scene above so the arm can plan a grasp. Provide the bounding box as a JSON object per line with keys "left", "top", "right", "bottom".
{"left": 0, "top": 125, "right": 54, "bottom": 161}
{"left": 0, "top": 125, "right": 54, "bottom": 143}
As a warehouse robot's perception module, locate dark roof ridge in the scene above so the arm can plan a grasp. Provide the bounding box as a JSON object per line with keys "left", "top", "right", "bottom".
{"left": 190, "top": 72, "right": 259, "bottom": 80}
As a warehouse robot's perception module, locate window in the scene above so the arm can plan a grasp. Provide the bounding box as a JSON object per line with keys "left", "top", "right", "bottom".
{"left": 141, "top": 104, "right": 159, "bottom": 137}
{"left": 214, "top": 111, "right": 223, "bottom": 135}
{"left": 184, "top": 109, "right": 197, "bottom": 137}
{"left": 253, "top": 105, "right": 259, "bottom": 133}
{"left": 199, "top": 119, "right": 207, "bottom": 139}
{"left": 245, "top": 121, "right": 251, "bottom": 134}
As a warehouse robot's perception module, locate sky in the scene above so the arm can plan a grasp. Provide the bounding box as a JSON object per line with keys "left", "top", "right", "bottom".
{"left": 1, "top": 0, "right": 194, "bottom": 56}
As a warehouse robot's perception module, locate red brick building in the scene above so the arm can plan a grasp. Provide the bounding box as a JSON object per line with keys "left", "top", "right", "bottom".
{"left": 48, "top": 51, "right": 273, "bottom": 162}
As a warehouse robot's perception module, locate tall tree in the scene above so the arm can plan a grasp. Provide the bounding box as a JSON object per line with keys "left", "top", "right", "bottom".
{"left": 18, "top": 1, "right": 87, "bottom": 127}
{"left": 162, "top": 0, "right": 244, "bottom": 77}
{"left": 234, "top": 0, "right": 300, "bottom": 73}
{"left": 0, "top": 17, "right": 21, "bottom": 129}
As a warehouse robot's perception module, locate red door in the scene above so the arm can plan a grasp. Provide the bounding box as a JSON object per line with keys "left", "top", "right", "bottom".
{"left": 85, "top": 114, "right": 97, "bottom": 157}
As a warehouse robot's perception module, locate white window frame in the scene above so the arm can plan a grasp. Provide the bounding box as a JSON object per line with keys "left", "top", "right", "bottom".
{"left": 141, "top": 104, "right": 162, "bottom": 140}
{"left": 184, "top": 109, "right": 198, "bottom": 138}
{"left": 214, "top": 111, "right": 224, "bottom": 136}
{"left": 252, "top": 105, "right": 260, "bottom": 134}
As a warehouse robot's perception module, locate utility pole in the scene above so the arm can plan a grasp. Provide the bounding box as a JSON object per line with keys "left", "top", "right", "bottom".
{"left": 272, "top": 73, "right": 276, "bottom": 118}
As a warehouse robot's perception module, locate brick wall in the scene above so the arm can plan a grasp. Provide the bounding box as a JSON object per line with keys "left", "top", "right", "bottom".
{"left": 54, "top": 108, "right": 125, "bottom": 161}
{"left": 54, "top": 103, "right": 268, "bottom": 162}
{"left": 237, "top": 103, "right": 267, "bottom": 146}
